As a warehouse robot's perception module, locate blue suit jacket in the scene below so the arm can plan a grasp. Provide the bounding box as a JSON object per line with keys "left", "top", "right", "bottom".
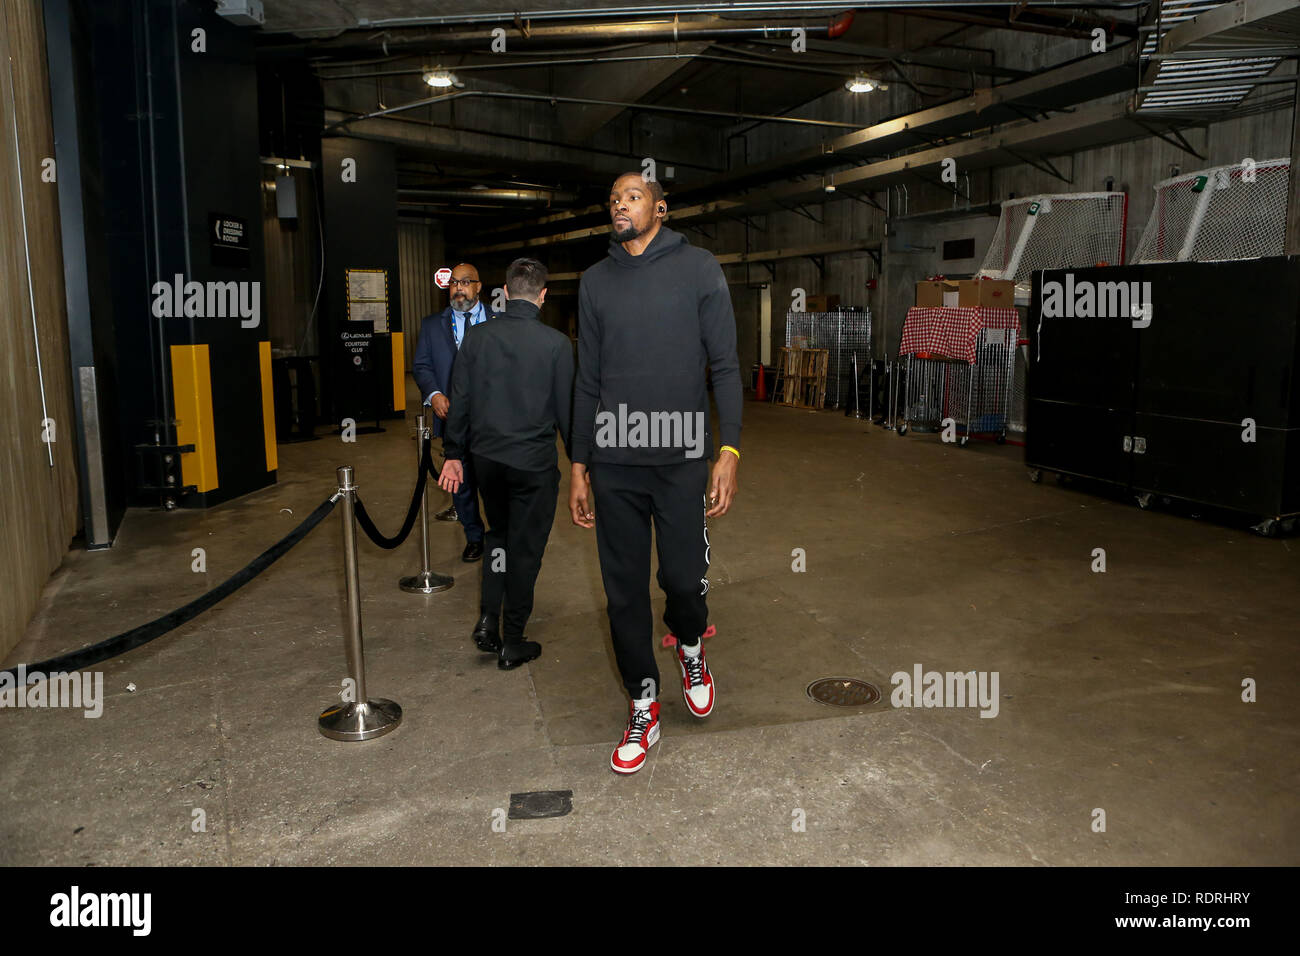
{"left": 412, "top": 304, "right": 497, "bottom": 437}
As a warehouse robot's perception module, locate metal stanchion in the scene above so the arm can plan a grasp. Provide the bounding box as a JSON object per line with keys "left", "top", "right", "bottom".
{"left": 886, "top": 360, "right": 898, "bottom": 430}
{"left": 852, "top": 351, "right": 863, "bottom": 420}
{"left": 399, "top": 414, "right": 454, "bottom": 594}
{"left": 868, "top": 357, "right": 875, "bottom": 422}
{"left": 319, "top": 465, "right": 402, "bottom": 741}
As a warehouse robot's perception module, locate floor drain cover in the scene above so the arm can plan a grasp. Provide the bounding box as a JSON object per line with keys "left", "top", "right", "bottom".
{"left": 508, "top": 790, "right": 573, "bottom": 820}
{"left": 806, "top": 677, "right": 881, "bottom": 707}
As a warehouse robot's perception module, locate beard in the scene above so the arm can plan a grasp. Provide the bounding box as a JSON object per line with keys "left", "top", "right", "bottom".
{"left": 612, "top": 221, "right": 642, "bottom": 242}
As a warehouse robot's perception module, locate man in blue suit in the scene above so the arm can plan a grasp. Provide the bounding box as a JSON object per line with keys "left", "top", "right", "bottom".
{"left": 413, "top": 261, "right": 494, "bottom": 562}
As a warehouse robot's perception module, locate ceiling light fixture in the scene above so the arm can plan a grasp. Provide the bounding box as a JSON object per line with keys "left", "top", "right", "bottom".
{"left": 846, "top": 74, "right": 887, "bottom": 94}
{"left": 423, "top": 68, "right": 457, "bottom": 88}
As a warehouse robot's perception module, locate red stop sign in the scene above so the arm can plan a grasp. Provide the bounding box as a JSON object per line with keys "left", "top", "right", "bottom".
{"left": 435, "top": 267, "right": 452, "bottom": 289}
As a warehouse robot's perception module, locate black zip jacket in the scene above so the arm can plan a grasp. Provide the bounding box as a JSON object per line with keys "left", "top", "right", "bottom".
{"left": 572, "top": 226, "right": 743, "bottom": 466}
{"left": 443, "top": 298, "right": 574, "bottom": 471}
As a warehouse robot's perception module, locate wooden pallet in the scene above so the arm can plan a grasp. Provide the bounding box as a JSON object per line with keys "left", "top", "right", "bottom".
{"left": 798, "top": 349, "right": 829, "bottom": 408}
{"left": 774, "top": 347, "right": 829, "bottom": 408}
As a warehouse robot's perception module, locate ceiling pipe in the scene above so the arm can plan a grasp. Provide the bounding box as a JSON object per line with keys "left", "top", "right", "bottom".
{"left": 268, "top": 14, "right": 846, "bottom": 55}
{"left": 827, "top": 11, "right": 854, "bottom": 39}
{"left": 264, "top": 2, "right": 1147, "bottom": 35}
{"left": 325, "top": 89, "right": 864, "bottom": 133}
{"left": 398, "top": 187, "right": 579, "bottom": 202}
{"left": 315, "top": 49, "right": 881, "bottom": 83}
{"left": 907, "top": 9, "right": 1115, "bottom": 40}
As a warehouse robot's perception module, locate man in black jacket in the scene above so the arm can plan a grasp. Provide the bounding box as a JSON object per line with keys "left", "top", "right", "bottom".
{"left": 411, "top": 262, "right": 495, "bottom": 562}
{"left": 439, "top": 258, "right": 574, "bottom": 670}
{"left": 569, "top": 172, "right": 742, "bottom": 774}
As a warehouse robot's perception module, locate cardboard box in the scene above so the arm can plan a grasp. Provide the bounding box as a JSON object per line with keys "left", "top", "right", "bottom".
{"left": 915, "top": 280, "right": 957, "bottom": 308}
{"left": 805, "top": 293, "right": 840, "bottom": 312}
{"left": 957, "top": 278, "right": 1014, "bottom": 308}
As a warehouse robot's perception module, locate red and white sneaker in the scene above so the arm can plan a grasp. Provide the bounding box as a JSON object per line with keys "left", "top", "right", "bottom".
{"left": 611, "top": 700, "right": 660, "bottom": 774}
{"left": 676, "top": 640, "right": 715, "bottom": 717}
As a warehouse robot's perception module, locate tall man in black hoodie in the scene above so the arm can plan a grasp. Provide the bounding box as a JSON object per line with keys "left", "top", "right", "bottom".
{"left": 570, "top": 172, "right": 742, "bottom": 774}
{"left": 440, "top": 258, "right": 574, "bottom": 670}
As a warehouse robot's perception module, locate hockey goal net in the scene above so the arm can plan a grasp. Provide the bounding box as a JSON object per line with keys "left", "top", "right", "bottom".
{"left": 978, "top": 192, "right": 1129, "bottom": 282}
{"left": 1131, "top": 158, "right": 1290, "bottom": 264}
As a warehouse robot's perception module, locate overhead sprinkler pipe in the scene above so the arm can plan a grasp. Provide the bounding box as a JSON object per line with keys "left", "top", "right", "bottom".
{"left": 326, "top": 89, "right": 863, "bottom": 133}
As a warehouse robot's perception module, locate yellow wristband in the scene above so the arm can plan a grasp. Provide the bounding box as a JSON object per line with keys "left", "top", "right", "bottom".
{"left": 720, "top": 445, "right": 740, "bottom": 461}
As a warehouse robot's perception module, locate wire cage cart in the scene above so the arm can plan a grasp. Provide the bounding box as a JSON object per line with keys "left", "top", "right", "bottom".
{"left": 1007, "top": 341, "right": 1030, "bottom": 439}
{"left": 783, "top": 309, "right": 872, "bottom": 410}
{"left": 896, "top": 307, "right": 1020, "bottom": 445}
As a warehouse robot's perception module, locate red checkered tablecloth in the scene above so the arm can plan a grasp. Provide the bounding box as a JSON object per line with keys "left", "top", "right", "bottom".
{"left": 898, "top": 306, "right": 1020, "bottom": 364}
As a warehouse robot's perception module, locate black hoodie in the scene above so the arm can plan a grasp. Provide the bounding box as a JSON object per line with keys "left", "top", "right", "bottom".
{"left": 572, "top": 226, "right": 742, "bottom": 466}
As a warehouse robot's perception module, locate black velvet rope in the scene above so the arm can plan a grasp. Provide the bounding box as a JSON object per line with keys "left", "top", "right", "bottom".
{"left": 351, "top": 437, "right": 438, "bottom": 550}
{"left": 1, "top": 495, "right": 339, "bottom": 681}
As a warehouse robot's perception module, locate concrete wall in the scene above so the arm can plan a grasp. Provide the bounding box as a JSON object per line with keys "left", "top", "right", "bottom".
{"left": 0, "top": 0, "right": 80, "bottom": 657}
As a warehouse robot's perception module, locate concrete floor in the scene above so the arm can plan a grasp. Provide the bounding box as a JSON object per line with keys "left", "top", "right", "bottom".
{"left": 2, "top": 390, "right": 1297, "bottom": 866}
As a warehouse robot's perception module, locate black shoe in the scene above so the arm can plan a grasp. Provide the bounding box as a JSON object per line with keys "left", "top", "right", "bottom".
{"left": 435, "top": 505, "right": 458, "bottom": 522}
{"left": 472, "top": 613, "right": 501, "bottom": 654}
{"left": 498, "top": 640, "right": 542, "bottom": 670}
{"left": 462, "top": 541, "right": 484, "bottom": 562}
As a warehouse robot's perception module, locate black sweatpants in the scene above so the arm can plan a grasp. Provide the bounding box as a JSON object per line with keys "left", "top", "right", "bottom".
{"left": 473, "top": 454, "right": 560, "bottom": 642}
{"left": 591, "top": 459, "right": 711, "bottom": 699}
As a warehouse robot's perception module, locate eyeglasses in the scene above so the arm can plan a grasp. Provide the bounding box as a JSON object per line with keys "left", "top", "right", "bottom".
{"left": 449, "top": 278, "right": 480, "bottom": 288}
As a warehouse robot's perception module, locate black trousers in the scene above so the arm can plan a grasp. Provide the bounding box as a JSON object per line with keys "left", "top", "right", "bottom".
{"left": 591, "top": 459, "right": 710, "bottom": 699}
{"left": 474, "top": 454, "right": 560, "bottom": 642}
